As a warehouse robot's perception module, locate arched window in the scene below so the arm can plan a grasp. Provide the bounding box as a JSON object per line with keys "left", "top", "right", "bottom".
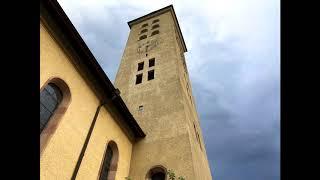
{"left": 99, "top": 141, "right": 119, "bottom": 180}
{"left": 40, "top": 83, "right": 62, "bottom": 133}
{"left": 152, "top": 24, "right": 160, "bottom": 29}
{"left": 139, "top": 35, "right": 147, "bottom": 40}
{"left": 152, "top": 19, "right": 159, "bottom": 24}
{"left": 140, "top": 29, "right": 148, "bottom": 34}
{"left": 40, "top": 77, "right": 71, "bottom": 155}
{"left": 146, "top": 166, "right": 167, "bottom": 180}
{"left": 141, "top": 23, "right": 148, "bottom": 28}
{"left": 151, "top": 30, "right": 160, "bottom": 36}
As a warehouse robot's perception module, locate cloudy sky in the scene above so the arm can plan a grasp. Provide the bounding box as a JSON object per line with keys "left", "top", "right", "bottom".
{"left": 57, "top": 0, "right": 280, "bottom": 179}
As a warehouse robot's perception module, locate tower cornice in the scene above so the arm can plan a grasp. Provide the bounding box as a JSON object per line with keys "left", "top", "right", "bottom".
{"left": 127, "top": 5, "right": 187, "bottom": 52}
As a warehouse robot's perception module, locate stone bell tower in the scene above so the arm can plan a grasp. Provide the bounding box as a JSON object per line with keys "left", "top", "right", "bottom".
{"left": 114, "top": 5, "right": 212, "bottom": 180}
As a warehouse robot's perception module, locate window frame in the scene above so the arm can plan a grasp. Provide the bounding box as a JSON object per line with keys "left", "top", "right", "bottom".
{"left": 138, "top": 62, "right": 144, "bottom": 71}
{"left": 98, "top": 141, "right": 119, "bottom": 180}
{"left": 149, "top": 58, "right": 155, "bottom": 67}
{"left": 40, "top": 77, "right": 71, "bottom": 156}
{"left": 146, "top": 165, "right": 167, "bottom": 180}
{"left": 148, "top": 70, "right": 155, "bottom": 81}
{"left": 40, "top": 83, "right": 63, "bottom": 134}
{"left": 136, "top": 73, "right": 143, "bottom": 84}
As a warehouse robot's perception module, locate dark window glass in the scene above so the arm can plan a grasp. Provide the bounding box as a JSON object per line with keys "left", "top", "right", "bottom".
{"left": 139, "top": 35, "right": 147, "bottom": 40}
{"left": 140, "top": 29, "right": 148, "bottom": 34}
{"left": 151, "top": 30, "right": 159, "bottom": 36}
{"left": 40, "top": 83, "right": 62, "bottom": 134}
{"left": 136, "top": 74, "right": 143, "bottom": 84}
{"left": 138, "top": 62, "right": 144, "bottom": 71}
{"left": 149, "top": 58, "right": 155, "bottom": 67}
{"left": 138, "top": 105, "right": 143, "bottom": 111}
{"left": 99, "top": 145, "right": 113, "bottom": 180}
{"left": 152, "top": 19, "right": 159, "bottom": 24}
{"left": 142, "top": 23, "right": 148, "bottom": 28}
{"left": 151, "top": 172, "right": 165, "bottom": 180}
{"left": 152, "top": 24, "right": 160, "bottom": 29}
{"left": 148, "top": 70, "right": 154, "bottom": 81}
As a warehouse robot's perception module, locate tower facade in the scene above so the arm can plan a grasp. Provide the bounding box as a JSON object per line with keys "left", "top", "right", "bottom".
{"left": 115, "top": 5, "right": 212, "bottom": 180}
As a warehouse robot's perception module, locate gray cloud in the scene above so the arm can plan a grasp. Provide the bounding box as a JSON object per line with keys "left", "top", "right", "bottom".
{"left": 58, "top": 0, "right": 280, "bottom": 179}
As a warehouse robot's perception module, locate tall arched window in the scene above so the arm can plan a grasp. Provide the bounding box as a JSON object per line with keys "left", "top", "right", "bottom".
{"left": 151, "top": 30, "right": 160, "bottom": 36}
{"left": 142, "top": 23, "right": 148, "bottom": 28}
{"left": 40, "top": 83, "right": 63, "bottom": 133}
{"left": 152, "top": 24, "right": 160, "bottom": 29}
{"left": 40, "top": 78, "right": 71, "bottom": 154}
{"left": 140, "top": 29, "right": 148, "bottom": 34}
{"left": 139, "top": 35, "right": 147, "bottom": 40}
{"left": 99, "top": 141, "right": 119, "bottom": 180}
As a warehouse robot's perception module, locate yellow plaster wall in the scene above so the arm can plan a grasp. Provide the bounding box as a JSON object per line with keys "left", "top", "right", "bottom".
{"left": 40, "top": 21, "right": 132, "bottom": 180}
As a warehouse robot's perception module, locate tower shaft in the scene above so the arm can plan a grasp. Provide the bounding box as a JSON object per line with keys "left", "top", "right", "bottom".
{"left": 114, "top": 5, "right": 212, "bottom": 180}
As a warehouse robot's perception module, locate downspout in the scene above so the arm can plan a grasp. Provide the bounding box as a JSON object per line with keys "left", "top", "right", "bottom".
{"left": 71, "top": 89, "right": 120, "bottom": 180}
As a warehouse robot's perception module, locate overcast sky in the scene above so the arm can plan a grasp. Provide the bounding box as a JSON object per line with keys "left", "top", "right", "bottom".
{"left": 57, "top": 0, "right": 280, "bottom": 179}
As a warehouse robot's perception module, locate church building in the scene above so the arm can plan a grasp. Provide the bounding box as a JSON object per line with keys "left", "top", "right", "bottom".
{"left": 40, "top": 0, "right": 213, "bottom": 179}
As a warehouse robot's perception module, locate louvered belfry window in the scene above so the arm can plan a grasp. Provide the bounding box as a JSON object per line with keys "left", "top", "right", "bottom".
{"left": 40, "top": 83, "right": 63, "bottom": 134}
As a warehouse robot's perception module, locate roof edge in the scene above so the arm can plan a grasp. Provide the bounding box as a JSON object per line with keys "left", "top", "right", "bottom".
{"left": 40, "top": 0, "right": 146, "bottom": 139}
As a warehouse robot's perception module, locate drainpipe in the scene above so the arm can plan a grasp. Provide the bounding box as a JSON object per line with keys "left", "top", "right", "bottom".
{"left": 71, "top": 89, "right": 120, "bottom": 180}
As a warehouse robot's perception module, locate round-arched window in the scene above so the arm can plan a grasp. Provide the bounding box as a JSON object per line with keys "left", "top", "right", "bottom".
{"left": 146, "top": 166, "right": 167, "bottom": 180}
{"left": 40, "top": 78, "right": 71, "bottom": 155}
{"left": 99, "top": 141, "right": 119, "bottom": 180}
{"left": 40, "top": 83, "right": 63, "bottom": 134}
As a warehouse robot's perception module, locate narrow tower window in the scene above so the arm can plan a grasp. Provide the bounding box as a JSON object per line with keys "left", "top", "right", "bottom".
{"left": 152, "top": 24, "right": 160, "bottom": 29}
{"left": 136, "top": 74, "right": 143, "bottom": 84}
{"left": 139, "top": 35, "right": 147, "bottom": 40}
{"left": 151, "top": 30, "right": 159, "bottom": 36}
{"left": 138, "top": 62, "right": 144, "bottom": 71}
{"left": 141, "top": 23, "right": 148, "bottom": 28}
{"left": 140, "top": 29, "right": 148, "bottom": 34}
{"left": 148, "top": 70, "right": 155, "bottom": 81}
{"left": 152, "top": 19, "right": 159, "bottom": 24}
{"left": 149, "top": 58, "right": 155, "bottom": 67}
{"left": 138, "top": 105, "right": 144, "bottom": 111}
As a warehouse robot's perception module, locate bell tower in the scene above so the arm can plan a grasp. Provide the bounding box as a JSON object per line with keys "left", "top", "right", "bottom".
{"left": 114, "top": 5, "right": 212, "bottom": 180}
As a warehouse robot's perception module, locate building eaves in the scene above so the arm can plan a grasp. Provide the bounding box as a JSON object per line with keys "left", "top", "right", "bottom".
{"left": 40, "top": 0, "right": 146, "bottom": 139}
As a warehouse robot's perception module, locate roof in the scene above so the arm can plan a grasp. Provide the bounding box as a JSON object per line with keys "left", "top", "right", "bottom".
{"left": 40, "top": 0, "right": 146, "bottom": 139}
{"left": 127, "top": 5, "right": 188, "bottom": 52}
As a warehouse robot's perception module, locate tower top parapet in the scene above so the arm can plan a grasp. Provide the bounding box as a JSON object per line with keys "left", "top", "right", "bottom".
{"left": 127, "top": 5, "right": 187, "bottom": 52}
